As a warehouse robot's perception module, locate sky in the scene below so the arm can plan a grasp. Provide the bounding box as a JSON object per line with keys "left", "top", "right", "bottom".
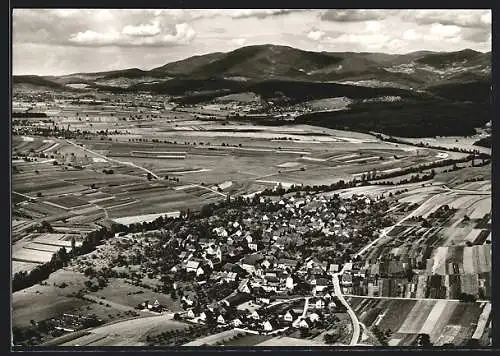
{"left": 12, "top": 9, "right": 492, "bottom": 76}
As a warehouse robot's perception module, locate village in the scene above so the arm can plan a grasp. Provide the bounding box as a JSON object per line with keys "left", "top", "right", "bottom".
{"left": 51, "top": 188, "right": 396, "bottom": 344}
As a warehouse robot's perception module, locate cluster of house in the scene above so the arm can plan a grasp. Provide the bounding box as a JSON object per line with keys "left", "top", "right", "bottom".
{"left": 166, "top": 193, "right": 380, "bottom": 281}
{"left": 136, "top": 299, "right": 169, "bottom": 313}
{"left": 48, "top": 313, "right": 103, "bottom": 333}
{"left": 180, "top": 286, "right": 345, "bottom": 334}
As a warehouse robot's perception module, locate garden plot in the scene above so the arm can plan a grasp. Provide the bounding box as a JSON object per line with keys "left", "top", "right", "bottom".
{"left": 469, "top": 198, "right": 491, "bottom": 219}
{"left": 13, "top": 248, "right": 55, "bottom": 264}
{"left": 277, "top": 162, "right": 301, "bottom": 168}
{"left": 32, "top": 233, "right": 76, "bottom": 248}
{"left": 255, "top": 336, "right": 326, "bottom": 346}
{"left": 45, "top": 195, "right": 91, "bottom": 209}
{"left": 380, "top": 299, "right": 477, "bottom": 346}
{"left": 462, "top": 245, "right": 491, "bottom": 274}
{"left": 447, "top": 195, "right": 481, "bottom": 210}
{"left": 300, "top": 156, "right": 328, "bottom": 162}
{"left": 398, "top": 300, "right": 436, "bottom": 334}
{"left": 85, "top": 192, "right": 115, "bottom": 203}
{"left": 12, "top": 261, "right": 41, "bottom": 275}
{"left": 25, "top": 242, "right": 64, "bottom": 253}
{"left": 464, "top": 229, "right": 483, "bottom": 244}
{"left": 472, "top": 303, "right": 491, "bottom": 340}
{"left": 440, "top": 227, "right": 474, "bottom": 246}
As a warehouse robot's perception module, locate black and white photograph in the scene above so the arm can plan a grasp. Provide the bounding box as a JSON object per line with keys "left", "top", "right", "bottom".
{"left": 11, "top": 8, "right": 492, "bottom": 349}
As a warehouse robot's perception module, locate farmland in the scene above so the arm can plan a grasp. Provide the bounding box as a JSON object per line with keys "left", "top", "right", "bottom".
{"left": 11, "top": 63, "right": 492, "bottom": 349}
{"left": 12, "top": 106, "right": 469, "bottom": 272}
{"left": 347, "top": 297, "right": 491, "bottom": 346}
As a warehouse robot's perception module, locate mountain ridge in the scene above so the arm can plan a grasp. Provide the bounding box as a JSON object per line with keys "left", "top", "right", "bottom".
{"left": 13, "top": 44, "right": 491, "bottom": 93}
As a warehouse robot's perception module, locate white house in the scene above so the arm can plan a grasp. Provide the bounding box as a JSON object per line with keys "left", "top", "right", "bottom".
{"left": 186, "top": 309, "right": 195, "bottom": 319}
{"left": 286, "top": 276, "right": 295, "bottom": 290}
{"left": 232, "top": 318, "right": 243, "bottom": 327}
{"left": 298, "top": 319, "right": 310, "bottom": 328}
{"left": 182, "top": 295, "right": 195, "bottom": 306}
{"left": 217, "top": 315, "right": 226, "bottom": 324}
{"left": 186, "top": 260, "right": 200, "bottom": 273}
{"left": 238, "top": 280, "right": 251, "bottom": 293}
{"left": 283, "top": 310, "right": 298, "bottom": 323}
{"left": 261, "top": 259, "right": 272, "bottom": 269}
{"left": 309, "top": 312, "right": 320, "bottom": 323}
{"left": 196, "top": 266, "right": 206, "bottom": 277}
{"left": 262, "top": 320, "right": 275, "bottom": 332}
{"left": 249, "top": 310, "right": 260, "bottom": 320}
{"left": 315, "top": 298, "right": 325, "bottom": 309}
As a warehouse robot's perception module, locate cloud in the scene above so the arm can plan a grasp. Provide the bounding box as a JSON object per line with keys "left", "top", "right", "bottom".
{"left": 365, "top": 21, "right": 383, "bottom": 33}
{"left": 321, "top": 10, "right": 388, "bottom": 22}
{"left": 163, "top": 23, "right": 196, "bottom": 44}
{"left": 429, "top": 23, "right": 462, "bottom": 38}
{"left": 402, "top": 29, "right": 421, "bottom": 41}
{"left": 232, "top": 38, "right": 247, "bottom": 46}
{"left": 228, "top": 9, "right": 303, "bottom": 19}
{"left": 327, "top": 32, "right": 391, "bottom": 50}
{"left": 12, "top": 9, "right": 493, "bottom": 75}
{"left": 462, "top": 28, "right": 491, "bottom": 43}
{"left": 69, "top": 29, "right": 121, "bottom": 46}
{"left": 122, "top": 20, "right": 161, "bottom": 37}
{"left": 307, "top": 29, "right": 326, "bottom": 41}
{"left": 69, "top": 22, "right": 196, "bottom": 47}
{"left": 409, "top": 10, "right": 491, "bottom": 28}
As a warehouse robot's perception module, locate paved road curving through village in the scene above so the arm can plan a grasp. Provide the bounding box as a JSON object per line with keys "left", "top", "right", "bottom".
{"left": 332, "top": 273, "right": 360, "bottom": 346}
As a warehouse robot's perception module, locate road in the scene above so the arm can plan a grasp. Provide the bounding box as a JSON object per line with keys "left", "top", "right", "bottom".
{"left": 292, "top": 297, "right": 310, "bottom": 328}
{"left": 343, "top": 294, "right": 490, "bottom": 303}
{"left": 441, "top": 185, "right": 490, "bottom": 195}
{"left": 66, "top": 139, "right": 229, "bottom": 199}
{"left": 65, "top": 139, "right": 161, "bottom": 180}
{"left": 332, "top": 273, "right": 360, "bottom": 346}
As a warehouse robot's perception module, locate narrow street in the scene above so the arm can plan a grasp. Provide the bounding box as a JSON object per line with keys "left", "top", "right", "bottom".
{"left": 332, "top": 273, "right": 360, "bottom": 346}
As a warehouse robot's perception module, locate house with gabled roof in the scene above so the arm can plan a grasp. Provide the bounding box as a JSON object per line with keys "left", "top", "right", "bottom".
{"left": 309, "top": 311, "right": 321, "bottom": 323}
{"left": 262, "top": 319, "right": 279, "bottom": 332}
{"left": 217, "top": 314, "right": 226, "bottom": 324}
{"left": 231, "top": 318, "right": 243, "bottom": 327}
{"left": 282, "top": 310, "right": 299, "bottom": 323}
{"left": 249, "top": 310, "right": 260, "bottom": 320}
{"left": 186, "top": 309, "right": 196, "bottom": 319}
{"left": 298, "top": 319, "right": 310, "bottom": 329}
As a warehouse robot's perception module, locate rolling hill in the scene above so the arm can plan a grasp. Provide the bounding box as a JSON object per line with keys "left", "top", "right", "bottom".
{"left": 14, "top": 44, "right": 490, "bottom": 92}
{"left": 12, "top": 44, "right": 492, "bottom": 138}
